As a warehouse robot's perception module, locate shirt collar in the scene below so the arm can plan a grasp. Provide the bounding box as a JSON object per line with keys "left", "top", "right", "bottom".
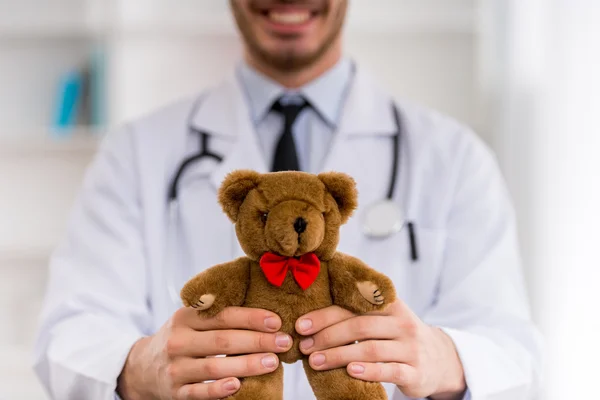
{"left": 237, "top": 57, "right": 354, "bottom": 128}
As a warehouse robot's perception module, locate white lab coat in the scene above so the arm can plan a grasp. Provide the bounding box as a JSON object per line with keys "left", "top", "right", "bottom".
{"left": 33, "top": 65, "right": 543, "bottom": 400}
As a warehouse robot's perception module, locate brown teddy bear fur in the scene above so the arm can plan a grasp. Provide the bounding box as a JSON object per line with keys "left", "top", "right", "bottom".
{"left": 180, "top": 170, "right": 396, "bottom": 400}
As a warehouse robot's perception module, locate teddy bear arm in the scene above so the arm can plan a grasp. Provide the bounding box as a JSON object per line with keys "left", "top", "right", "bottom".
{"left": 328, "top": 253, "right": 397, "bottom": 314}
{"left": 180, "top": 257, "right": 251, "bottom": 318}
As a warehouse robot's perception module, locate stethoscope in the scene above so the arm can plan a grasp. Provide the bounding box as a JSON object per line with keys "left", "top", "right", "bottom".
{"left": 361, "top": 104, "right": 419, "bottom": 262}
{"left": 164, "top": 96, "right": 419, "bottom": 307}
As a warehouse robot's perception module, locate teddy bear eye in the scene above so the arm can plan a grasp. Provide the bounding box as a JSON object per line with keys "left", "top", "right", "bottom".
{"left": 261, "top": 212, "right": 269, "bottom": 223}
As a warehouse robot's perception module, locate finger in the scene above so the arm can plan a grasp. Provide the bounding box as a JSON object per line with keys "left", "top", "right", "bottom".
{"left": 382, "top": 298, "right": 421, "bottom": 321}
{"left": 307, "top": 340, "right": 412, "bottom": 371}
{"left": 177, "top": 377, "right": 240, "bottom": 400}
{"left": 295, "top": 306, "right": 355, "bottom": 336}
{"left": 347, "top": 362, "right": 418, "bottom": 388}
{"left": 167, "top": 329, "right": 292, "bottom": 358}
{"left": 176, "top": 353, "right": 280, "bottom": 385}
{"left": 175, "top": 306, "right": 282, "bottom": 332}
{"left": 300, "top": 315, "right": 401, "bottom": 354}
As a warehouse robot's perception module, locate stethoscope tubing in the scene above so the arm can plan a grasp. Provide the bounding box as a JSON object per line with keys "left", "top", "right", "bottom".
{"left": 388, "top": 104, "right": 401, "bottom": 200}
{"left": 168, "top": 131, "right": 222, "bottom": 201}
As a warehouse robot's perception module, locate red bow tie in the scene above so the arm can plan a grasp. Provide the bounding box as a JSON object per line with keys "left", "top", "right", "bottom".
{"left": 259, "top": 252, "right": 321, "bottom": 290}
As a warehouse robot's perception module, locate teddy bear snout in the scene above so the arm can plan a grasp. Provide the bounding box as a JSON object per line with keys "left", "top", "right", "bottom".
{"left": 264, "top": 201, "right": 325, "bottom": 257}
{"left": 294, "top": 217, "right": 307, "bottom": 234}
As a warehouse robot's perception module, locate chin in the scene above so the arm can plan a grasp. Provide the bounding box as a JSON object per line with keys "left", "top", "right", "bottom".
{"left": 258, "top": 32, "right": 318, "bottom": 53}
{"left": 255, "top": 44, "right": 322, "bottom": 72}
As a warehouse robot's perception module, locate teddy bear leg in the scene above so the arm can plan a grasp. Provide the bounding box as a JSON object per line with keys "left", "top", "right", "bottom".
{"left": 228, "top": 363, "right": 283, "bottom": 400}
{"left": 302, "top": 360, "right": 388, "bottom": 400}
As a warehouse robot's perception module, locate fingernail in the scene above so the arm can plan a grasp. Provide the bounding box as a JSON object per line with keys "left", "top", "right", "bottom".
{"left": 311, "top": 353, "right": 325, "bottom": 367}
{"left": 298, "top": 319, "right": 312, "bottom": 332}
{"left": 264, "top": 316, "right": 279, "bottom": 330}
{"left": 276, "top": 334, "right": 291, "bottom": 348}
{"left": 223, "top": 379, "right": 239, "bottom": 391}
{"left": 262, "top": 355, "right": 277, "bottom": 368}
{"left": 350, "top": 363, "right": 365, "bottom": 374}
{"left": 300, "top": 337, "right": 314, "bottom": 350}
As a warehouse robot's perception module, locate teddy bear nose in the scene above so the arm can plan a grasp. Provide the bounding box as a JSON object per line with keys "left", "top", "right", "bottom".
{"left": 294, "top": 217, "right": 307, "bottom": 234}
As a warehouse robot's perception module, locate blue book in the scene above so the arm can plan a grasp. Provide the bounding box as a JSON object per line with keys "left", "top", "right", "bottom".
{"left": 52, "top": 69, "right": 83, "bottom": 137}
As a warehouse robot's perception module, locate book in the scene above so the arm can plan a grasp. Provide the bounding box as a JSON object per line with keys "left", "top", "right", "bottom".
{"left": 52, "top": 69, "right": 84, "bottom": 137}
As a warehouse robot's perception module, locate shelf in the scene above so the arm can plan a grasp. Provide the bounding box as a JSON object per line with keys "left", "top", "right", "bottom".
{"left": 0, "top": 0, "right": 103, "bottom": 39}
{"left": 0, "top": 129, "right": 104, "bottom": 157}
{"left": 0, "top": 24, "right": 91, "bottom": 39}
{"left": 0, "top": 0, "right": 478, "bottom": 39}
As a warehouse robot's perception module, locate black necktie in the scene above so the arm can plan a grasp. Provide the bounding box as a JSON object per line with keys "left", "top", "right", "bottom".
{"left": 271, "top": 97, "right": 308, "bottom": 172}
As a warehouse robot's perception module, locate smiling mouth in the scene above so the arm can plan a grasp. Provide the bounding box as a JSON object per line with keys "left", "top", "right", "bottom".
{"left": 254, "top": 6, "right": 321, "bottom": 28}
{"left": 264, "top": 9, "right": 317, "bottom": 25}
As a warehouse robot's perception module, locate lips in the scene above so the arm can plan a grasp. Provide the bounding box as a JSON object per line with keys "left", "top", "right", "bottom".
{"left": 250, "top": 0, "right": 324, "bottom": 33}
{"left": 268, "top": 10, "right": 312, "bottom": 25}
{"left": 258, "top": 8, "right": 319, "bottom": 35}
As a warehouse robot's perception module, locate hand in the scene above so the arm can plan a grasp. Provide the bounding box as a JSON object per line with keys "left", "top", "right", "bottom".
{"left": 117, "top": 306, "right": 293, "bottom": 400}
{"left": 295, "top": 300, "right": 466, "bottom": 400}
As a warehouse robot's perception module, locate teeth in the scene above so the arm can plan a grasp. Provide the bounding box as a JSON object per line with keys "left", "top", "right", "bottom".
{"left": 268, "top": 11, "right": 311, "bottom": 25}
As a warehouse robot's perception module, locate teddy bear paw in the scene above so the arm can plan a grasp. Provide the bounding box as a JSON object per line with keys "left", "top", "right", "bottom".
{"left": 189, "top": 294, "right": 215, "bottom": 311}
{"left": 357, "top": 281, "right": 385, "bottom": 306}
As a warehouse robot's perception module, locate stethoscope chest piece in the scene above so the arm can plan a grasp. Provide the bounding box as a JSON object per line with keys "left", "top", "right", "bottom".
{"left": 362, "top": 200, "right": 405, "bottom": 239}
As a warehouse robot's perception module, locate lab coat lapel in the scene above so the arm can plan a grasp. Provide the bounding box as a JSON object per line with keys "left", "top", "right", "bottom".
{"left": 337, "top": 66, "right": 398, "bottom": 138}
{"left": 321, "top": 65, "right": 398, "bottom": 173}
{"left": 189, "top": 69, "right": 269, "bottom": 190}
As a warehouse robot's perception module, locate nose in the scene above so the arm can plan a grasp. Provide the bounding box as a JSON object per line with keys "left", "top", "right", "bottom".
{"left": 294, "top": 217, "right": 307, "bottom": 234}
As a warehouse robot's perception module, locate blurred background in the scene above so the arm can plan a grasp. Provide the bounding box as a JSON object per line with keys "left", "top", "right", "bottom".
{"left": 0, "top": 0, "right": 598, "bottom": 399}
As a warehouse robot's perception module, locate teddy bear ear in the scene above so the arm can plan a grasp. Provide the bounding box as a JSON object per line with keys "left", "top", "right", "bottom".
{"left": 318, "top": 172, "right": 358, "bottom": 224}
{"left": 218, "top": 170, "right": 261, "bottom": 222}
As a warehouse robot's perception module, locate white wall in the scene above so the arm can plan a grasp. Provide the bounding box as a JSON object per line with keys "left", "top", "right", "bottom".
{"left": 534, "top": 2, "right": 600, "bottom": 397}
{"left": 106, "top": 35, "right": 243, "bottom": 126}
{"left": 0, "top": 257, "right": 49, "bottom": 399}
{"left": 347, "top": 33, "right": 482, "bottom": 137}
{"left": 493, "top": 1, "right": 600, "bottom": 398}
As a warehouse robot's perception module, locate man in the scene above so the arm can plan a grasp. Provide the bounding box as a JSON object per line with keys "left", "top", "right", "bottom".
{"left": 33, "top": 1, "right": 542, "bottom": 399}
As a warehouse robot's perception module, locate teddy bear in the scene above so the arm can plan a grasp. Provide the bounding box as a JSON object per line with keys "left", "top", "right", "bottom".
{"left": 180, "top": 169, "right": 396, "bottom": 400}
